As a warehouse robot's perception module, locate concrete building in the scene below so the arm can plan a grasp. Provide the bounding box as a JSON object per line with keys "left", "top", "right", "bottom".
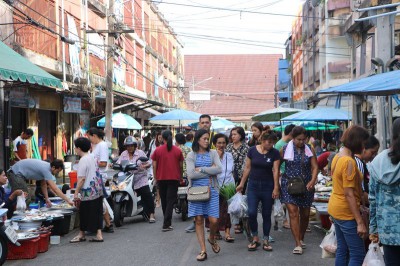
{"left": 0, "top": 0, "right": 183, "bottom": 167}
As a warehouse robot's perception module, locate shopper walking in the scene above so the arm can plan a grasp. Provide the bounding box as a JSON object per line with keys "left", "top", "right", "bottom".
{"left": 151, "top": 130, "right": 183, "bottom": 232}
{"left": 280, "top": 126, "right": 318, "bottom": 255}
{"left": 248, "top": 122, "right": 263, "bottom": 147}
{"left": 368, "top": 118, "right": 400, "bottom": 266}
{"left": 70, "top": 137, "right": 104, "bottom": 243}
{"left": 186, "top": 129, "right": 222, "bottom": 261}
{"left": 328, "top": 125, "right": 370, "bottom": 265}
{"left": 237, "top": 131, "right": 280, "bottom": 252}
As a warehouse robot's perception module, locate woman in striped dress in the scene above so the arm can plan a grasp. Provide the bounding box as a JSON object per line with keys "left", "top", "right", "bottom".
{"left": 186, "top": 129, "right": 222, "bottom": 261}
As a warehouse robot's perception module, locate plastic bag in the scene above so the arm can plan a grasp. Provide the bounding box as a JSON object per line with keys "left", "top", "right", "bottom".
{"left": 273, "top": 199, "right": 285, "bottom": 220}
{"left": 228, "top": 193, "right": 248, "bottom": 224}
{"left": 16, "top": 194, "right": 26, "bottom": 212}
{"left": 362, "top": 243, "right": 385, "bottom": 266}
{"left": 320, "top": 224, "right": 337, "bottom": 254}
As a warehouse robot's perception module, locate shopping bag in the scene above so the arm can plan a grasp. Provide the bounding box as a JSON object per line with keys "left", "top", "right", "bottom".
{"left": 362, "top": 243, "right": 385, "bottom": 266}
{"left": 320, "top": 224, "right": 337, "bottom": 254}
{"left": 228, "top": 193, "right": 248, "bottom": 224}
{"left": 273, "top": 199, "right": 285, "bottom": 220}
{"left": 16, "top": 194, "right": 26, "bottom": 212}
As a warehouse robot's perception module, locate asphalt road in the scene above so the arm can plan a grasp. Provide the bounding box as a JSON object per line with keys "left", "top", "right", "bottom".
{"left": 5, "top": 207, "right": 335, "bottom": 266}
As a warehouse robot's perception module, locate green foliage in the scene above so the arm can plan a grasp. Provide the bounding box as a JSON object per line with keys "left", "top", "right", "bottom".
{"left": 219, "top": 183, "right": 236, "bottom": 201}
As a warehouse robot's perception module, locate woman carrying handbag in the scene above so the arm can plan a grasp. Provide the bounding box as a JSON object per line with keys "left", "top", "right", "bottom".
{"left": 186, "top": 129, "right": 222, "bottom": 261}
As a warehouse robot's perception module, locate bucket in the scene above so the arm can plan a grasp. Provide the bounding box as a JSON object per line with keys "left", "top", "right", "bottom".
{"left": 68, "top": 171, "right": 77, "bottom": 188}
{"left": 50, "top": 235, "right": 60, "bottom": 245}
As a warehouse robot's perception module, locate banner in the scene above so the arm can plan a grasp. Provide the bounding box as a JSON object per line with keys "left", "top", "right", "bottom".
{"left": 63, "top": 97, "right": 81, "bottom": 113}
{"left": 67, "top": 15, "right": 81, "bottom": 83}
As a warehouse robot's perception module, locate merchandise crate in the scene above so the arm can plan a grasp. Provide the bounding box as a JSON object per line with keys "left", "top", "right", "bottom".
{"left": 7, "top": 237, "right": 39, "bottom": 260}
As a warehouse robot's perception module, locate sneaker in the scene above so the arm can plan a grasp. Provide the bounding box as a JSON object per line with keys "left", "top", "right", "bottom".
{"left": 162, "top": 226, "right": 173, "bottom": 232}
{"left": 185, "top": 223, "right": 196, "bottom": 233}
{"left": 268, "top": 236, "right": 275, "bottom": 243}
{"left": 102, "top": 225, "right": 114, "bottom": 233}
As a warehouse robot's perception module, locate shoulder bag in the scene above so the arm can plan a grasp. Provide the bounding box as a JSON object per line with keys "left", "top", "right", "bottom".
{"left": 287, "top": 152, "right": 306, "bottom": 196}
{"left": 187, "top": 177, "right": 211, "bottom": 202}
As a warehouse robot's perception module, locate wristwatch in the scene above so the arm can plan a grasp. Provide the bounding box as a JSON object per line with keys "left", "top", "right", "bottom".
{"left": 200, "top": 168, "right": 205, "bottom": 174}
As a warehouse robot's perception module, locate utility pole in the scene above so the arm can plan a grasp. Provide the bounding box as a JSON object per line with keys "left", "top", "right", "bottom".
{"left": 274, "top": 74, "right": 278, "bottom": 108}
{"left": 374, "top": 7, "right": 395, "bottom": 150}
{"left": 105, "top": 0, "right": 114, "bottom": 143}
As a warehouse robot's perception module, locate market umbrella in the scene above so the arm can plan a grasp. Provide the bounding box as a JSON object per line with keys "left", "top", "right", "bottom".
{"left": 281, "top": 107, "right": 351, "bottom": 122}
{"left": 273, "top": 121, "right": 339, "bottom": 131}
{"left": 189, "top": 117, "right": 235, "bottom": 130}
{"left": 97, "top": 112, "right": 142, "bottom": 129}
{"left": 252, "top": 107, "right": 304, "bottom": 122}
{"left": 149, "top": 109, "right": 201, "bottom": 126}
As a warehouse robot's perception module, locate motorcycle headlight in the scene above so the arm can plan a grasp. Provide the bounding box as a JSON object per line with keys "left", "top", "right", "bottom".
{"left": 118, "top": 182, "right": 127, "bottom": 190}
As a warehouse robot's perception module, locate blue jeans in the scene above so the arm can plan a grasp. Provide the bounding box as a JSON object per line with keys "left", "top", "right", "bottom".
{"left": 383, "top": 245, "right": 400, "bottom": 266}
{"left": 247, "top": 179, "right": 274, "bottom": 240}
{"left": 333, "top": 218, "right": 365, "bottom": 266}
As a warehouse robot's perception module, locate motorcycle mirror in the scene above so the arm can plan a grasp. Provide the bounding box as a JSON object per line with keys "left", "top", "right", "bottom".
{"left": 138, "top": 157, "right": 149, "bottom": 162}
{"left": 112, "top": 164, "right": 122, "bottom": 170}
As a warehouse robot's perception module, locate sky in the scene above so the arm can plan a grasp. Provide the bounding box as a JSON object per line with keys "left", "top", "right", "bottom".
{"left": 156, "top": 0, "right": 306, "bottom": 56}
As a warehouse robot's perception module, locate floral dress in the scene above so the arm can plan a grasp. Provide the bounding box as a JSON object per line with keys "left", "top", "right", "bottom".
{"left": 280, "top": 144, "right": 314, "bottom": 207}
{"left": 226, "top": 142, "right": 249, "bottom": 182}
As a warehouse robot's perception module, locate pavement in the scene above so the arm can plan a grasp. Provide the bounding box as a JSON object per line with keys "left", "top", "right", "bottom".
{"left": 5, "top": 207, "right": 335, "bottom": 266}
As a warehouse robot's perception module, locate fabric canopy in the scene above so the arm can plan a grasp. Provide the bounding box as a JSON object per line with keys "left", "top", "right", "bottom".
{"left": 273, "top": 121, "right": 339, "bottom": 131}
{"left": 282, "top": 107, "right": 351, "bottom": 121}
{"left": 252, "top": 107, "right": 303, "bottom": 121}
{"left": 0, "top": 41, "right": 62, "bottom": 88}
{"left": 149, "top": 109, "right": 201, "bottom": 126}
{"left": 319, "top": 70, "right": 400, "bottom": 96}
{"left": 97, "top": 113, "right": 142, "bottom": 129}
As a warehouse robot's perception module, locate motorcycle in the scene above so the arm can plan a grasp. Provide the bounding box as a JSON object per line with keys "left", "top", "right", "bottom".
{"left": 174, "top": 178, "right": 188, "bottom": 221}
{"left": 0, "top": 208, "right": 19, "bottom": 264}
{"left": 110, "top": 157, "right": 153, "bottom": 227}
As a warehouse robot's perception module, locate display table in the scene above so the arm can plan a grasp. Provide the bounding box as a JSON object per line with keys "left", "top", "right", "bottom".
{"left": 313, "top": 202, "right": 332, "bottom": 229}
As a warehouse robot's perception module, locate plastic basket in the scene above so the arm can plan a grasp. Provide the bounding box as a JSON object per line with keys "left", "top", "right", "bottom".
{"left": 38, "top": 232, "right": 51, "bottom": 253}
{"left": 7, "top": 237, "right": 39, "bottom": 260}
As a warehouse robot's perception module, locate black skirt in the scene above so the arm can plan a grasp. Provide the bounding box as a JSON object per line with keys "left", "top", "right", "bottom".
{"left": 79, "top": 196, "right": 103, "bottom": 232}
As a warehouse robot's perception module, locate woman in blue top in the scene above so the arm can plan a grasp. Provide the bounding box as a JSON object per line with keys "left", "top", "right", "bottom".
{"left": 237, "top": 130, "right": 280, "bottom": 252}
{"left": 186, "top": 129, "right": 222, "bottom": 261}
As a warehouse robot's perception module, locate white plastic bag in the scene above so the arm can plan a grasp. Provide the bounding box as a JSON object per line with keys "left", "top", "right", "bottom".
{"left": 362, "top": 243, "right": 385, "bottom": 266}
{"left": 273, "top": 199, "right": 285, "bottom": 220}
{"left": 320, "top": 224, "right": 337, "bottom": 254}
{"left": 16, "top": 194, "right": 26, "bottom": 212}
{"left": 228, "top": 193, "right": 248, "bottom": 224}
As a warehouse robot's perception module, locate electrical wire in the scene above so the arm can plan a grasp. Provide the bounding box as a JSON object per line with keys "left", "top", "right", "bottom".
{"left": 152, "top": 0, "right": 346, "bottom": 21}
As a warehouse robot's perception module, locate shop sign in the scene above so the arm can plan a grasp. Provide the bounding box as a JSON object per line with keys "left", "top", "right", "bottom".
{"left": 63, "top": 97, "right": 81, "bottom": 113}
{"left": 10, "top": 87, "right": 29, "bottom": 108}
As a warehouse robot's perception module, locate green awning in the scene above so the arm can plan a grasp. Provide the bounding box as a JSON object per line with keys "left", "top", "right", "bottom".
{"left": 0, "top": 41, "right": 62, "bottom": 88}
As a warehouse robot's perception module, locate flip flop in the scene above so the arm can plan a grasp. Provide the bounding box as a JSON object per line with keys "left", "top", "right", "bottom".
{"left": 225, "top": 236, "right": 235, "bottom": 243}
{"left": 214, "top": 233, "right": 222, "bottom": 240}
{"left": 70, "top": 236, "right": 86, "bottom": 243}
{"left": 263, "top": 240, "right": 273, "bottom": 251}
{"left": 89, "top": 238, "right": 104, "bottom": 242}
{"left": 207, "top": 238, "right": 221, "bottom": 253}
{"left": 247, "top": 240, "right": 260, "bottom": 251}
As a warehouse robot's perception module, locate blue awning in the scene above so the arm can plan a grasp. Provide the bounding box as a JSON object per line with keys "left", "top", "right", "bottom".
{"left": 319, "top": 70, "right": 400, "bottom": 96}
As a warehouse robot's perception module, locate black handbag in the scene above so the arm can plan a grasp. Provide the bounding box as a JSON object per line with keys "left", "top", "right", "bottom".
{"left": 287, "top": 153, "right": 306, "bottom": 196}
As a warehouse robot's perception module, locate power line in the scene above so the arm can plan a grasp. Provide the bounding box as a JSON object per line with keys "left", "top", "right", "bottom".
{"left": 153, "top": 0, "right": 346, "bottom": 21}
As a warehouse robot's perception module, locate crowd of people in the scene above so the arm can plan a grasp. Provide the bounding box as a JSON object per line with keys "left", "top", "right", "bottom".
{"left": 1, "top": 113, "right": 400, "bottom": 265}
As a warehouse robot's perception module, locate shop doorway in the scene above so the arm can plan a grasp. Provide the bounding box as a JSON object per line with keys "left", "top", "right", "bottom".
{"left": 10, "top": 107, "right": 27, "bottom": 139}
{"left": 38, "top": 110, "right": 57, "bottom": 161}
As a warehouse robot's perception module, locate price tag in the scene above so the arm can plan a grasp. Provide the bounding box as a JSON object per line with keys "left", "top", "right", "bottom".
{"left": 5, "top": 225, "right": 18, "bottom": 244}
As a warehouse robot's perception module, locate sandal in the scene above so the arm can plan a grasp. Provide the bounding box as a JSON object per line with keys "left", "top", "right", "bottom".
{"left": 300, "top": 240, "right": 306, "bottom": 249}
{"left": 207, "top": 238, "right": 221, "bottom": 253}
{"left": 196, "top": 251, "right": 207, "bottom": 261}
{"left": 247, "top": 240, "right": 260, "bottom": 251}
{"left": 214, "top": 233, "right": 222, "bottom": 240}
{"left": 234, "top": 225, "right": 243, "bottom": 234}
{"left": 293, "top": 246, "right": 303, "bottom": 255}
{"left": 283, "top": 221, "right": 290, "bottom": 229}
{"left": 89, "top": 238, "right": 104, "bottom": 242}
{"left": 225, "top": 236, "right": 235, "bottom": 243}
{"left": 70, "top": 236, "right": 86, "bottom": 243}
{"left": 263, "top": 240, "right": 273, "bottom": 251}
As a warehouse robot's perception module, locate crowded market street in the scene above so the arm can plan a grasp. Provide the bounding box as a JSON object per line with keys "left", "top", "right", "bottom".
{"left": 5, "top": 207, "right": 334, "bottom": 266}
